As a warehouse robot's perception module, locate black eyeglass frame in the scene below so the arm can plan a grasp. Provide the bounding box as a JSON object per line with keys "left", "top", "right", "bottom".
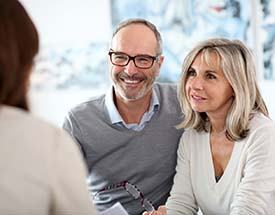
{"left": 108, "top": 50, "right": 160, "bottom": 69}
{"left": 94, "top": 180, "right": 155, "bottom": 212}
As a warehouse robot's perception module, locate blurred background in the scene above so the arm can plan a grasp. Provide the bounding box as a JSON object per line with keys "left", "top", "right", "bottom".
{"left": 20, "top": 0, "right": 275, "bottom": 126}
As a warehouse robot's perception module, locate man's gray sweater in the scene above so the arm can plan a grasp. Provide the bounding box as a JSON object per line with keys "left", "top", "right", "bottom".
{"left": 63, "top": 83, "right": 184, "bottom": 215}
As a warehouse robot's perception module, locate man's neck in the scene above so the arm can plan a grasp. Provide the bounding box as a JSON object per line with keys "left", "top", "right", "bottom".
{"left": 115, "top": 92, "right": 152, "bottom": 124}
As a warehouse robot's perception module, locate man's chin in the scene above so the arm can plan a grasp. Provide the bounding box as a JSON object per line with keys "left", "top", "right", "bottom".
{"left": 121, "top": 94, "right": 142, "bottom": 101}
{"left": 116, "top": 86, "right": 141, "bottom": 99}
{"left": 114, "top": 83, "right": 152, "bottom": 101}
{"left": 118, "top": 90, "right": 147, "bottom": 101}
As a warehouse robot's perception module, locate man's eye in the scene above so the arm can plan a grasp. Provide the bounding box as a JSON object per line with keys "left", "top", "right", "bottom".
{"left": 114, "top": 55, "right": 127, "bottom": 61}
{"left": 136, "top": 57, "right": 151, "bottom": 63}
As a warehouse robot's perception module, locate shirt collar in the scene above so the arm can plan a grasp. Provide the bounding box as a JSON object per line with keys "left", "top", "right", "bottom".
{"left": 105, "top": 86, "right": 159, "bottom": 125}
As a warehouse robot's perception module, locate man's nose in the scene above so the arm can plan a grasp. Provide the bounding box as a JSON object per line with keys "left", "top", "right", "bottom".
{"left": 124, "top": 59, "right": 138, "bottom": 76}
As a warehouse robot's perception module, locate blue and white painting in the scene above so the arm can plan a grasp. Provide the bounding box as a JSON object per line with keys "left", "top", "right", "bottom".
{"left": 32, "top": 42, "right": 109, "bottom": 90}
{"left": 111, "top": 0, "right": 252, "bottom": 82}
{"left": 261, "top": 0, "right": 275, "bottom": 80}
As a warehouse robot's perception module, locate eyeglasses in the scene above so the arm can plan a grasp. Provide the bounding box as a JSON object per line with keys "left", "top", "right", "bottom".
{"left": 108, "top": 50, "right": 160, "bottom": 69}
{"left": 94, "top": 181, "right": 155, "bottom": 212}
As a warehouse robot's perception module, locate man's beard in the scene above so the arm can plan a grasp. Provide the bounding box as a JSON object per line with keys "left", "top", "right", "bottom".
{"left": 113, "top": 71, "right": 155, "bottom": 100}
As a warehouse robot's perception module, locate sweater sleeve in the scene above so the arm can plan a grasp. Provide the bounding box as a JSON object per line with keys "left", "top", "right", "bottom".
{"left": 230, "top": 120, "right": 275, "bottom": 214}
{"left": 50, "top": 129, "right": 97, "bottom": 215}
{"left": 63, "top": 111, "right": 82, "bottom": 145}
{"left": 166, "top": 133, "right": 198, "bottom": 215}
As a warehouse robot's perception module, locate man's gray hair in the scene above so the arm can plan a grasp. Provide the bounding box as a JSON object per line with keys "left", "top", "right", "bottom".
{"left": 112, "top": 18, "right": 163, "bottom": 55}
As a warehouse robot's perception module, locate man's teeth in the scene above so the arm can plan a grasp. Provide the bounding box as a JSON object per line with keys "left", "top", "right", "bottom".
{"left": 123, "top": 79, "right": 140, "bottom": 84}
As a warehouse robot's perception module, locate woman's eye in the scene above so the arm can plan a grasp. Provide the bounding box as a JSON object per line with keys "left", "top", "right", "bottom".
{"left": 206, "top": 73, "right": 216, "bottom": 79}
{"left": 187, "top": 69, "right": 196, "bottom": 76}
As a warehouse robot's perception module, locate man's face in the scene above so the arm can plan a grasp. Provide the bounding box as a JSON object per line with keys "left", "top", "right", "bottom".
{"left": 109, "top": 24, "right": 163, "bottom": 101}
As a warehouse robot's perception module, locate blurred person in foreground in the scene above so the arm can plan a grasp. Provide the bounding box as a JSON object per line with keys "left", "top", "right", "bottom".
{"left": 63, "top": 18, "right": 184, "bottom": 215}
{"left": 144, "top": 38, "right": 275, "bottom": 215}
{"left": 0, "top": 0, "right": 96, "bottom": 214}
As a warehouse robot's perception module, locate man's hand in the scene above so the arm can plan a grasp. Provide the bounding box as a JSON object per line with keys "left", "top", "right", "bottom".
{"left": 142, "top": 205, "right": 167, "bottom": 215}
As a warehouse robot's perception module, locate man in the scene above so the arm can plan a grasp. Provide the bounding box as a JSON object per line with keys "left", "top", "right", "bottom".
{"left": 63, "top": 18, "right": 183, "bottom": 215}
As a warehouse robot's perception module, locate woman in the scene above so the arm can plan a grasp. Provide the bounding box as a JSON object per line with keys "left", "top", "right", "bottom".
{"left": 0, "top": 0, "right": 96, "bottom": 214}
{"left": 145, "top": 38, "right": 275, "bottom": 214}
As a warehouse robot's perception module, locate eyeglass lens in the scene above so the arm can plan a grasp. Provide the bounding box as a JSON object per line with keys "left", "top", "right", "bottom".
{"left": 125, "top": 183, "right": 140, "bottom": 199}
{"left": 110, "top": 52, "right": 156, "bottom": 69}
{"left": 125, "top": 182, "right": 155, "bottom": 211}
{"left": 143, "top": 199, "right": 155, "bottom": 212}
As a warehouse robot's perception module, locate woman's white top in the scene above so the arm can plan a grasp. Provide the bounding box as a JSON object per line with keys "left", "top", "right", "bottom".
{"left": 166, "top": 113, "right": 275, "bottom": 215}
{"left": 0, "top": 106, "right": 96, "bottom": 215}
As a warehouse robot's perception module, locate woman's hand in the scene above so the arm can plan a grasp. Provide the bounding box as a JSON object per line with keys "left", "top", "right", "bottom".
{"left": 142, "top": 205, "right": 167, "bottom": 215}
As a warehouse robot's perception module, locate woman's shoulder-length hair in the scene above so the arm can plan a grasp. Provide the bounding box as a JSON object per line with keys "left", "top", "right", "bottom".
{"left": 0, "top": 0, "right": 39, "bottom": 111}
{"left": 177, "top": 38, "right": 268, "bottom": 141}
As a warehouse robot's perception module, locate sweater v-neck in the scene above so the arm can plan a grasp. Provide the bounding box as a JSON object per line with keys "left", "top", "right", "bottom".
{"left": 205, "top": 132, "right": 238, "bottom": 190}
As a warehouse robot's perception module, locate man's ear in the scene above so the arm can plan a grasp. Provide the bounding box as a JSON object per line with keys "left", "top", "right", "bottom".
{"left": 155, "top": 55, "right": 164, "bottom": 76}
{"left": 157, "top": 56, "right": 164, "bottom": 68}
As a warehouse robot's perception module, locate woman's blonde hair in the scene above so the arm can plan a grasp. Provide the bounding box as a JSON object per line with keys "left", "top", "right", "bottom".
{"left": 178, "top": 38, "right": 268, "bottom": 141}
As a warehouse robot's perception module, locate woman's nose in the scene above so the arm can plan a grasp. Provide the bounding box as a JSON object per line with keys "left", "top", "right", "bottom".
{"left": 191, "top": 76, "right": 204, "bottom": 90}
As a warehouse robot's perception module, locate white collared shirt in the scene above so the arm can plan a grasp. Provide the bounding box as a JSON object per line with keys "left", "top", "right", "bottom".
{"left": 104, "top": 86, "right": 159, "bottom": 131}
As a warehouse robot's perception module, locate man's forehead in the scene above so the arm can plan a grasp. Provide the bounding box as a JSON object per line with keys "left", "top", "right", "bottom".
{"left": 114, "top": 23, "right": 153, "bottom": 36}
{"left": 111, "top": 24, "right": 158, "bottom": 54}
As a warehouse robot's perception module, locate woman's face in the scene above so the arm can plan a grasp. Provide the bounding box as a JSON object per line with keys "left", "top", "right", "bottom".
{"left": 185, "top": 52, "right": 234, "bottom": 118}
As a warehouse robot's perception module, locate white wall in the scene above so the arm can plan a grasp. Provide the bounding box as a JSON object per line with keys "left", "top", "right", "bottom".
{"left": 20, "top": 0, "right": 111, "bottom": 45}
{"left": 29, "top": 88, "right": 107, "bottom": 127}
{"left": 259, "top": 81, "right": 275, "bottom": 120}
